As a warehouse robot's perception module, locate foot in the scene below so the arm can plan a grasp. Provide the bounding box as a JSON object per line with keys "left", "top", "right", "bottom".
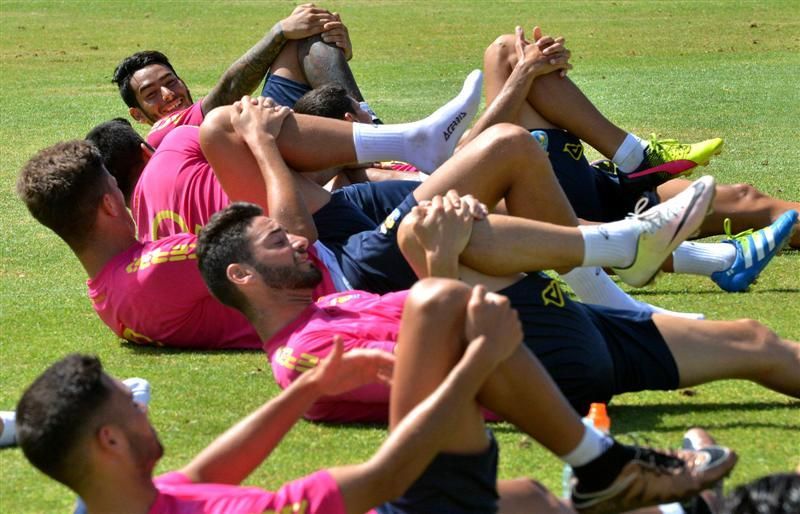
{"left": 572, "top": 444, "right": 737, "bottom": 514}
{"left": 619, "top": 137, "right": 724, "bottom": 196}
{"left": 681, "top": 428, "right": 725, "bottom": 514}
{"left": 710, "top": 210, "right": 798, "bottom": 292}
{"left": 410, "top": 69, "right": 483, "bottom": 173}
{"left": 614, "top": 176, "right": 716, "bottom": 287}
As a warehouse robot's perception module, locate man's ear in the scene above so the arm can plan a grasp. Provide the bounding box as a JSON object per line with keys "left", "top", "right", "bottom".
{"left": 343, "top": 112, "right": 355, "bottom": 123}
{"left": 226, "top": 263, "right": 252, "bottom": 286}
{"left": 96, "top": 424, "right": 124, "bottom": 455}
{"left": 129, "top": 107, "right": 149, "bottom": 125}
{"left": 100, "top": 193, "right": 120, "bottom": 216}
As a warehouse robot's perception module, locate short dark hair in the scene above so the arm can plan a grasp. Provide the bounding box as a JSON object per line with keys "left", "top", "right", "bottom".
{"left": 197, "top": 202, "right": 263, "bottom": 312}
{"left": 17, "top": 354, "right": 113, "bottom": 489}
{"left": 86, "top": 118, "right": 147, "bottom": 201}
{"left": 112, "top": 50, "right": 178, "bottom": 109}
{"left": 293, "top": 84, "right": 356, "bottom": 120}
{"left": 17, "top": 140, "right": 109, "bottom": 252}
{"left": 722, "top": 473, "right": 800, "bottom": 514}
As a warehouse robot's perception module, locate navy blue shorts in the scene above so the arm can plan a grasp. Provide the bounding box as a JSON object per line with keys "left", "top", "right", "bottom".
{"left": 531, "top": 128, "right": 659, "bottom": 222}
{"left": 312, "top": 180, "right": 421, "bottom": 294}
{"left": 261, "top": 73, "right": 312, "bottom": 107}
{"left": 377, "top": 431, "right": 499, "bottom": 514}
{"left": 498, "top": 273, "right": 679, "bottom": 416}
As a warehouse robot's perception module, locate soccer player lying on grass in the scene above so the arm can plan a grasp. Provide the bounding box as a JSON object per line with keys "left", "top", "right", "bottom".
{"left": 292, "top": 26, "right": 798, "bottom": 293}
{"left": 195, "top": 192, "right": 800, "bottom": 423}
{"left": 15, "top": 300, "right": 736, "bottom": 514}
{"left": 113, "top": 3, "right": 376, "bottom": 149}
{"left": 95, "top": 66, "right": 483, "bottom": 243}
{"left": 481, "top": 27, "right": 800, "bottom": 255}
{"left": 16, "top": 134, "right": 677, "bottom": 351}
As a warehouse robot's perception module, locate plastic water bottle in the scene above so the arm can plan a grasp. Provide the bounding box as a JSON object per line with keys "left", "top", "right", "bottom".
{"left": 562, "top": 403, "right": 611, "bottom": 498}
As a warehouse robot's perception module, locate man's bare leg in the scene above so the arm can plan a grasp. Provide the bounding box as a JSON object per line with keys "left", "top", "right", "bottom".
{"left": 484, "top": 33, "right": 626, "bottom": 158}
{"left": 653, "top": 315, "right": 800, "bottom": 398}
{"left": 659, "top": 179, "right": 800, "bottom": 248}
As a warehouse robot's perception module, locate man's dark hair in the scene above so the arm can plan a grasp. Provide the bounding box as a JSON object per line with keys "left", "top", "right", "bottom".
{"left": 197, "top": 202, "right": 264, "bottom": 312}
{"left": 112, "top": 50, "right": 178, "bottom": 109}
{"left": 293, "top": 84, "right": 356, "bottom": 120}
{"left": 17, "top": 354, "right": 113, "bottom": 489}
{"left": 722, "top": 473, "right": 800, "bottom": 514}
{"left": 17, "top": 140, "right": 109, "bottom": 252}
{"left": 86, "top": 118, "right": 148, "bottom": 201}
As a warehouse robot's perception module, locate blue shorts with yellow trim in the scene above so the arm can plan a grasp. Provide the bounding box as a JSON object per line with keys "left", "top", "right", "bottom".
{"left": 532, "top": 128, "right": 660, "bottom": 222}
{"left": 499, "top": 272, "right": 679, "bottom": 416}
{"left": 312, "top": 180, "right": 421, "bottom": 294}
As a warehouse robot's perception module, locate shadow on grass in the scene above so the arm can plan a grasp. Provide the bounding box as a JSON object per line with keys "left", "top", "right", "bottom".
{"left": 487, "top": 401, "right": 799, "bottom": 435}
{"left": 118, "top": 340, "right": 260, "bottom": 356}
{"left": 631, "top": 288, "right": 800, "bottom": 296}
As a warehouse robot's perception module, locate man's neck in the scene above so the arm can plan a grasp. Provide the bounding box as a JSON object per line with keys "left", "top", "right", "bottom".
{"left": 248, "top": 290, "right": 315, "bottom": 342}
{"left": 83, "top": 475, "right": 158, "bottom": 514}
{"left": 77, "top": 231, "right": 138, "bottom": 279}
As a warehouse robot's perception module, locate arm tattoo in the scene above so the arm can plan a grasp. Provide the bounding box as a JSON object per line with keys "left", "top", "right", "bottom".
{"left": 202, "top": 22, "right": 287, "bottom": 114}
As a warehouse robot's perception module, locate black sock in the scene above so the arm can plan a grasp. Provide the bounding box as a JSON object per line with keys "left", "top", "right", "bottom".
{"left": 572, "top": 441, "right": 636, "bottom": 493}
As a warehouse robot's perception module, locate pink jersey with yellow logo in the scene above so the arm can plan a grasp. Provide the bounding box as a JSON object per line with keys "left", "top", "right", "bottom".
{"left": 87, "top": 233, "right": 335, "bottom": 350}
{"left": 149, "top": 470, "right": 373, "bottom": 514}
{"left": 264, "top": 290, "right": 407, "bottom": 422}
{"left": 133, "top": 125, "right": 226, "bottom": 242}
{"left": 146, "top": 101, "right": 205, "bottom": 149}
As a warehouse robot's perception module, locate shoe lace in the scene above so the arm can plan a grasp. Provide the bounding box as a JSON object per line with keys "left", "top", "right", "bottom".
{"left": 628, "top": 196, "right": 678, "bottom": 235}
{"left": 722, "top": 217, "right": 754, "bottom": 241}
{"left": 646, "top": 133, "right": 690, "bottom": 164}
{"left": 633, "top": 446, "right": 686, "bottom": 474}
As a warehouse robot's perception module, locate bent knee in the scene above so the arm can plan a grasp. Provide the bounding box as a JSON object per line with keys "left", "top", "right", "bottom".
{"left": 735, "top": 318, "right": 779, "bottom": 351}
{"left": 407, "top": 278, "right": 471, "bottom": 314}
{"left": 477, "top": 123, "right": 543, "bottom": 158}
{"left": 485, "top": 34, "right": 517, "bottom": 67}
{"left": 720, "top": 183, "right": 763, "bottom": 203}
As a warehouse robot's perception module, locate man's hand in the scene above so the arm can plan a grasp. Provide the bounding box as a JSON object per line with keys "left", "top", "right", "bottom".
{"left": 321, "top": 12, "right": 353, "bottom": 61}
{"left": 464, "top": 285, "right": 523, "bottom": 364}
{"left": 409, "top": 191, "right": 484, "bottom": 260}
{"left": 231, "top": 95, "right": 291, "bottom": 145}
{"left": 310, "top": 336, "right": 394, "bottom": 397}
{"left": 280, "top": 3, "right": 337, "bottom": 40}
{"left": 515, "top": 25, "right": 572, "bottom": 78}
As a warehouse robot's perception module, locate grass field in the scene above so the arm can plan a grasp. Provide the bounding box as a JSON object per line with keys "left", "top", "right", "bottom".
{"left": 1, "top": 1, "right": 798, "bottom": 511}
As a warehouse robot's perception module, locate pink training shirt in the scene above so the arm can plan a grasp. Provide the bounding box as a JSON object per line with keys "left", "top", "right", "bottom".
{"left": 264, "top": 290, "right": 407, "bottom": 423}
{"left": 133, "top": 125, "right": 226, "bottom": 242}
{"left": 87, "top": 233, "right": 335, "bottom": 350}
{"left": 146, "top": 101, "right": 205, "bottom": 149}
{"left": 149, "top": 470, "right": 379, "bottom": 514}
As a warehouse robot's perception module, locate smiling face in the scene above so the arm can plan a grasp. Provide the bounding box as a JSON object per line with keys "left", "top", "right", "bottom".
{"left": 128, "top": 64, "right": 193, "bottom": 124}
{"left": 244, "top": 216, "right": 323, "bottom": 290}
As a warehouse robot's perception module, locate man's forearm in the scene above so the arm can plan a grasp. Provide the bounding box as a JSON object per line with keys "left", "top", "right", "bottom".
{"left": 248, "top": 135, "right": 318, "bottom": 242}
{"left": 179, "top": 369, "right": 323, "bottom": 485}
{"left": 424, "top": 249, "right": 460, "bottom": 279}
{"left": 458, "top": 59, "right": 537, "bottom": 148}
{"left": 202, "top": 22, "right": 287, "bottom": 115}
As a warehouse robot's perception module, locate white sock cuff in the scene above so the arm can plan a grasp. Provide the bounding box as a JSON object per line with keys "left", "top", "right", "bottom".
{"left": 352, "top": 123, "right": 407, "bottom": 164}
{"left": 0, "top": 410, "right": 17, "bottom": 447}
{"left": 672, "top": 242, "right": 736, "bottom": 276}
{"left": 613, "top": 133, "right": 648, "bottom": 173}
{"left": 561, "top": 423, "right": 612, "bottom": 467}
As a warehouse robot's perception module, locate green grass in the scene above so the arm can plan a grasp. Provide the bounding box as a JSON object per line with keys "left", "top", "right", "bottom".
{"left": 1, "top": 0, "right": 799, "bottom": 511}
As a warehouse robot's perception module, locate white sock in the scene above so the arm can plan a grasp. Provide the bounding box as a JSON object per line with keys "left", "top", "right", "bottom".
{"left": 561, "top": 267, "right": 705, "bottom": 319}
{"left": 0, "top": 411, "right": 16, "bottom": 447}
{"left": 352, "top": 70, "right": 483, "bottom": 173}
{"left": 672, "top": 241, "right": 736, "bottom": 276}
{"left": 561, "top": 267, "right": 642, "bottom": 310}
{"left": 123, "top": 377, "right": 152, "bottom": 406}
{"left": 612, "top": 133, "right": 648, "bottom": 173}
{"left": 579, "top": 220, "right": 639, "bottom": 268}
{"left": 561, "top": 423, "right": 613, "bottom": 467}
{"left": 659, "top": 503, "right": 686, "bottom": 514}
